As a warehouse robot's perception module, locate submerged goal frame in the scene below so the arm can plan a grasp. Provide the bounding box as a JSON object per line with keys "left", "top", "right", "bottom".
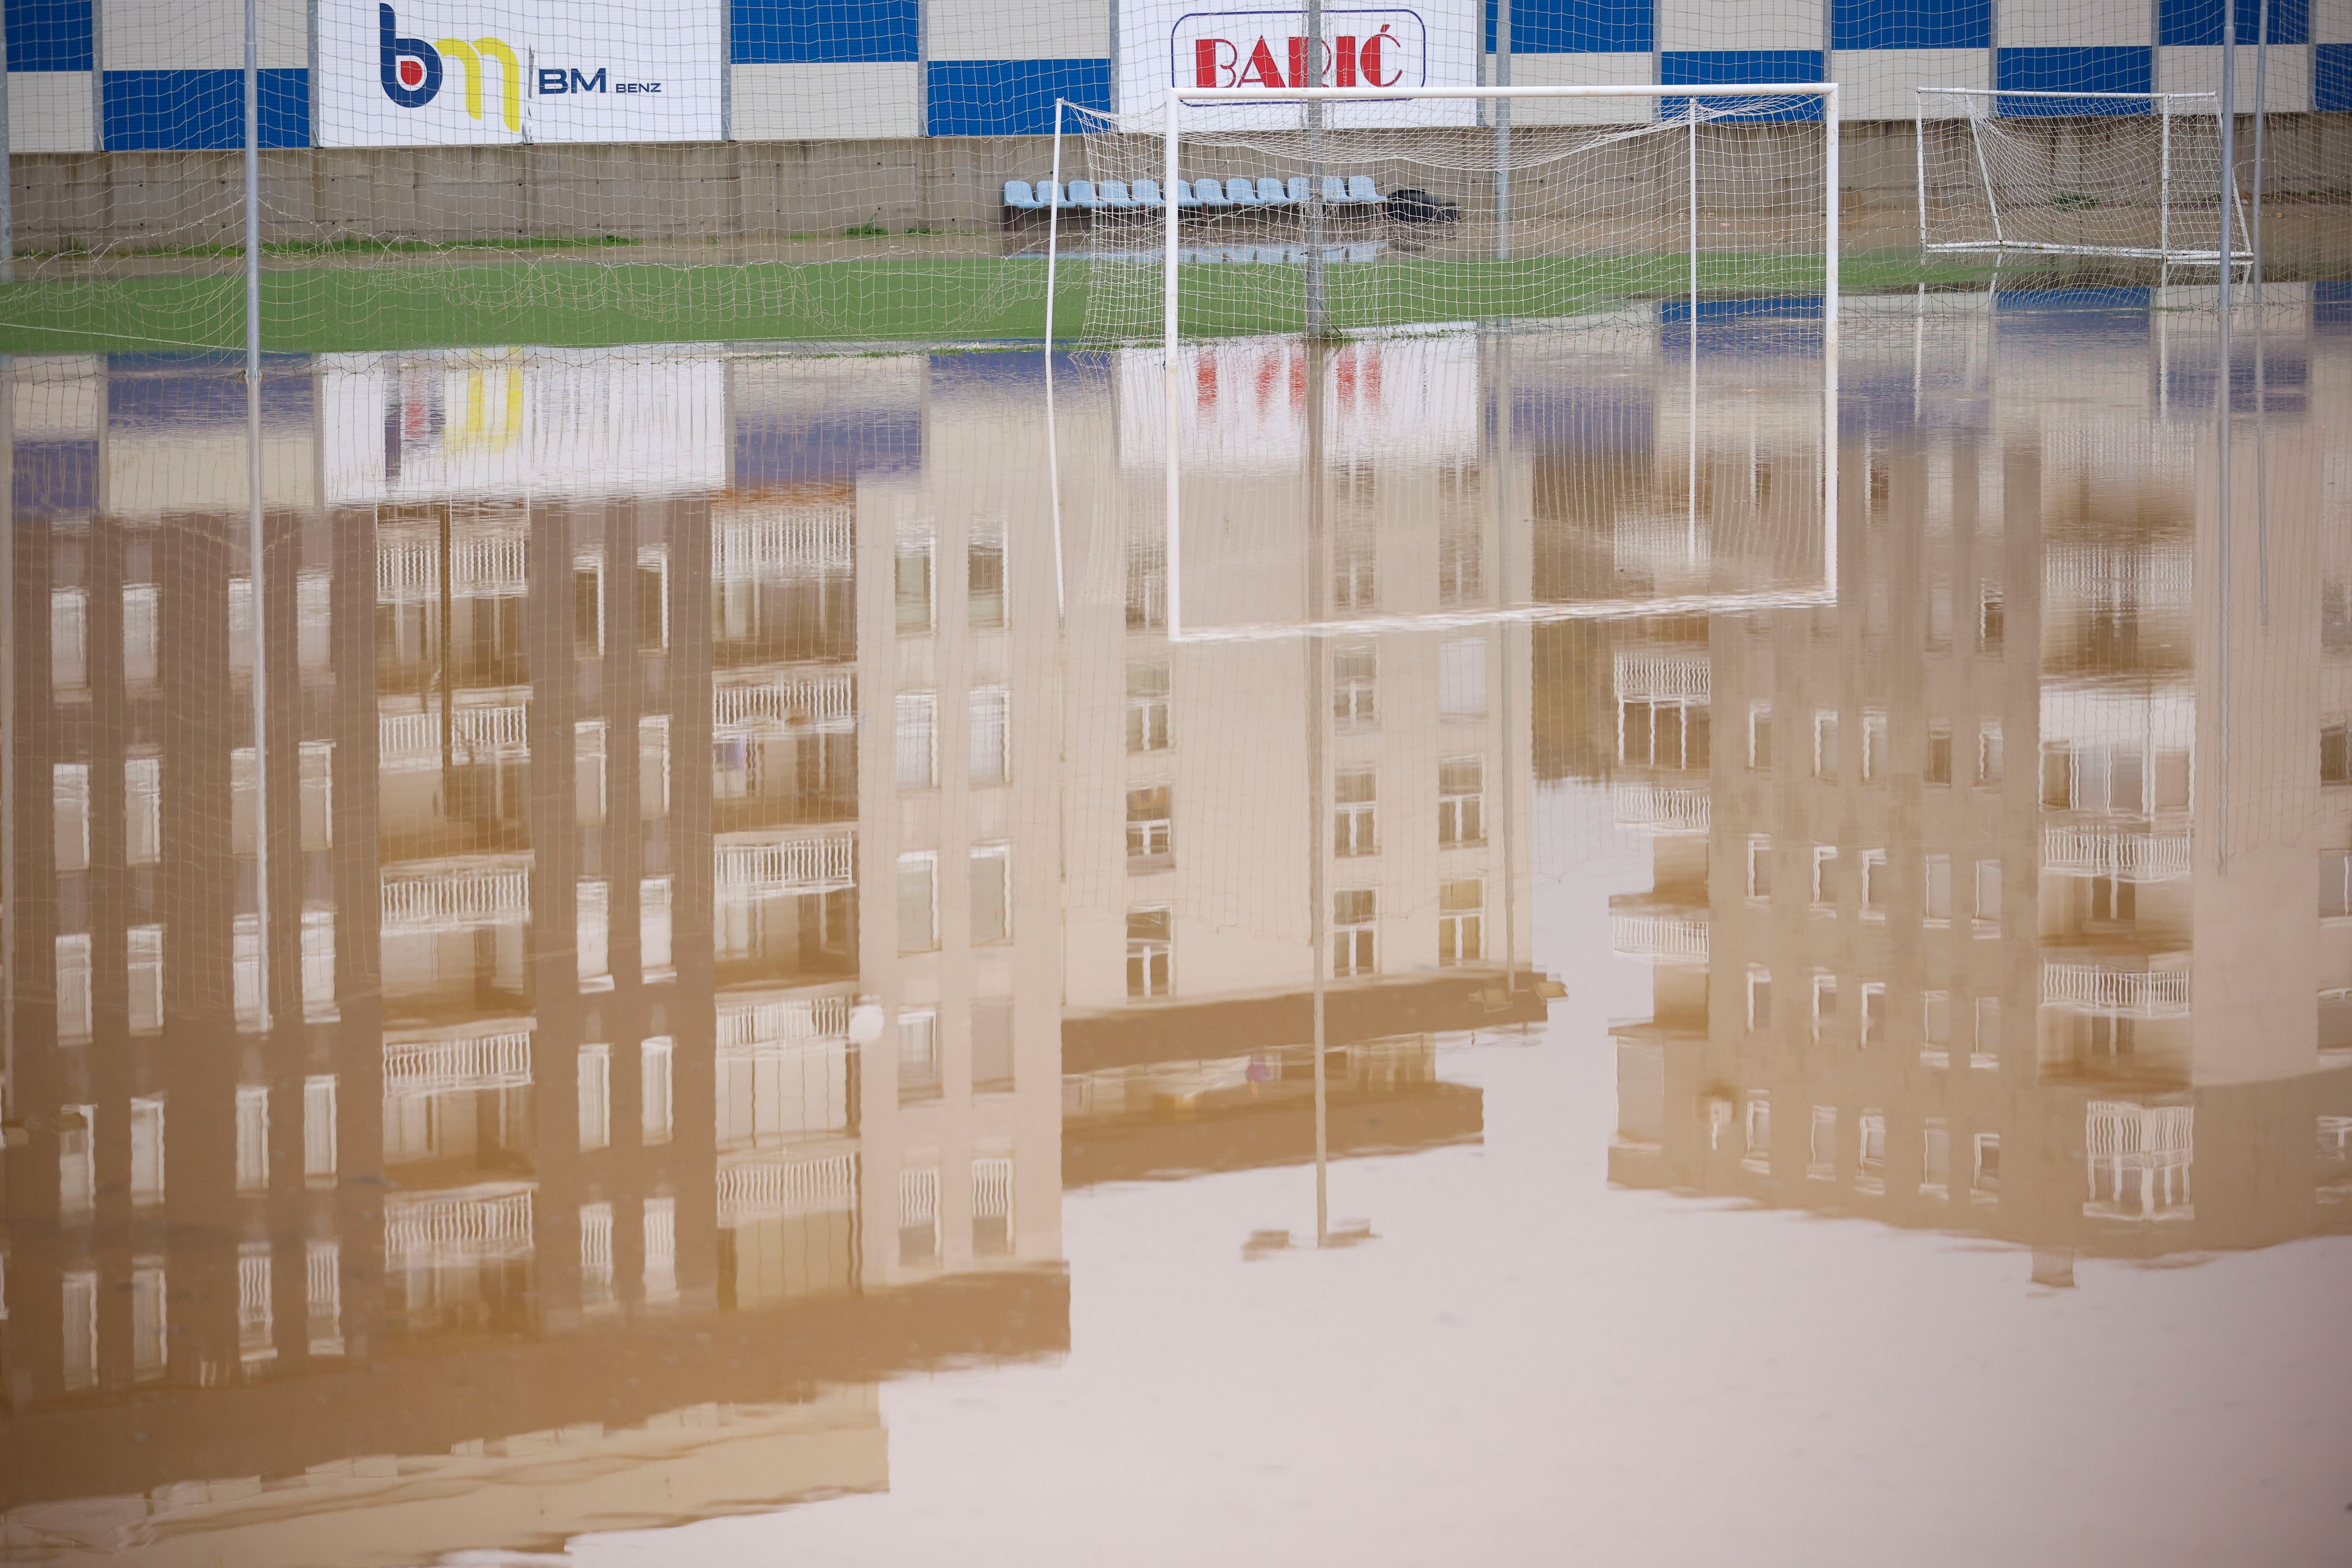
{"left": 1155, "top": 82, "right": 1843, "bottom": 641}
{"left": 1913, "top": 88, "right": 2254, "bottom": 266}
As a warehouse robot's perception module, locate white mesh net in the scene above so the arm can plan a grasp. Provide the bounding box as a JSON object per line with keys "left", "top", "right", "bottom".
{"left": 1918, "top": 89, "right": 2253, "bottom": 266}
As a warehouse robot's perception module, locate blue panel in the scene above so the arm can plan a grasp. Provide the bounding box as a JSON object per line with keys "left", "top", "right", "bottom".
{"left": 1487, "top": 0, "right": 1651, "bottom": 55}
{"left": 734, "top": 409, "right": 921, "bottom": 484}
{"left": 13, "top": 440, "right": 97, "bottom": 514}
{"left": 102, "top": 69, "right": 309, "bottom": 149}
{"left": 1660, "top": 52, "right": 1824, "bottom": 121}
{"left": 6, "top": 0, "right": 91, "bottom": 71}
{"left": 1509, "top": 386, "right": 1653, "bottom": 455}
{"left": 2316, "top": 279, "right": 2351, "bottom": 334}
{"left": 1833, "top": 0, "right": 1991, "bottom": 50}
{"left": 1992, "top": 285, "right": 2151, "bottom": 310}
{"left": 1994, "top": 48, "right": 2150, "bottom": 112}
{"left": 2158, "top": 0, "right": 2307, "bottom": 45}
{"left": 925, "top": 59, "right": 1110, "bottom": 136}
{"left": 731, "top": 0, "right": 916, "bottom": 64}
{"left": 107, "top": 359, "right": 313, "bottom": 425}
{"left": 2318, "top": 44, "right": 2352, "bottom": 111}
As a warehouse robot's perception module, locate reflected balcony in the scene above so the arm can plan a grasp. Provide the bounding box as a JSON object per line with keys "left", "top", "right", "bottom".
{"left": 383, "top": 855, "right": 535, "bottom": 935}
{"left": 2041, "top": 821, "right": 2192, "bottom": 883}
{"left": 2041, "top": 958, "right": 2192, "bottom": 1019}
{"left": 1613, "top": 647, "right": 1711, "bottom": 706}
{"left": 380, "top": 701, "right": 532, "bottom": 774}
{"left": 383, "top": 1181, "right": 537, "bottom": 1272}
{"left": 2082, "top": 1100, "right": 2195, "bottom": 1221}
{"left": 1610, "top": 898, "right": 1710, "bottom": 966}
{"left": 1611, "top": 782, "right": 1711, "bottom": 836}
{"left": 714, "top": 829, "right": 856, "bottom": 900}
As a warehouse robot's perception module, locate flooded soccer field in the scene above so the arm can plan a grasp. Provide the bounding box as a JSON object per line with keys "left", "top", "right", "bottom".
{"left": 1, "top": 282, "right": 2350, "bottom": 1566}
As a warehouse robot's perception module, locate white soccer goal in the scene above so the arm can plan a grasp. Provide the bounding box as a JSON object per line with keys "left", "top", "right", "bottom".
{"left": 1044, "top": 83, "right": 1842, "bottom": 641}
{"left": 1915, "top": 88, "right": 2253, "bottom": 267}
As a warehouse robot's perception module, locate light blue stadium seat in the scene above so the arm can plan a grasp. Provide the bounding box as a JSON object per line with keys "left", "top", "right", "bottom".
{"left": 1173, "top": 179, "right": 1203, "bottom": 208}
{"left": 1224, "top": 178, "right": 1262, "bottom": 207}
{"left": 1319, "top": 176, "right": 1349, "bottom": 204}
{"left": 1131, "top": 178, "right": 1164, "bottom": 208}
{"left": 1004, "top": 179, "right": 1045, "bottom": 209}
{"left": 1286, "top": 176, "right": 1311, "bottom": 203}
{"left": 1256, "top": 177, "right": 1291, "bottom": 205}
{"left": 1194, "top": 178, "right": 1233, "bottom": 208}
{"left": 1346, "top": 175, "right": 1381, "bottom": 203}
{"left": 1101, "top": 180, "right": 1137, "bottom": 209}
{"left": 1066, "top": 179, "right": 1102, "bottom": 209}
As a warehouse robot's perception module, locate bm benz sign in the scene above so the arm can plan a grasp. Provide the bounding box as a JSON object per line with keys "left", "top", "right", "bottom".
{"left": 319, "top": 0, "right": 723, "bottom": 146}
{"left": 1118, "top": 0, "right": 1478, "bottom": 127}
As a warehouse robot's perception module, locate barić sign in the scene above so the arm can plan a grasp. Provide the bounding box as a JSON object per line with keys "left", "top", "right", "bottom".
{"left": 1117, "top": 0, "right": 1482, "bottom": 126}
{"left": 317, "top": 0, "right": 724, "bottom": 146}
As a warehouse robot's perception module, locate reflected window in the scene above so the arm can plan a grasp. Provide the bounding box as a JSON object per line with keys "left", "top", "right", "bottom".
{"left": 973, "top": 1156, "right": 1015, "bottom": 1256}
{"left": 1859, "top": 1111, "right": 1887, "bottom": 1189}
{"left": 304, "top": 1076, "right": 338, "bottom": 1185}
{"left": 1620, "top": 698, "right": 1708, "bottom": 771}
{"left": 896, "top": 692, "right": 937, "bottom": 791}
{"left": 639, "top": 715, "right": 670, "bottom": 818}
{"left": 1973, "top": 860, "right": 2003, "bottom": 934}
{"left": 642, "top": 876, "right": 674, "bottom": 976}
{"left": 131, "top": 1097, "right": 165, "bottom": 1207}
{"left": 1972, "top": 1132, "right": 2001, "bottom": 1200}
{"left": 897, "top": 532, "right": 934, "bottom": 634}
{"left": 51, "top": 588, "right": 88, "bottom": 692}
{"left": 233, "top": 914, "right": 263, "bottom": 1028}
{"left": 1924, "top": 853, "right": 1953, "bottom": 925}
{"left": 1336, "top": 767, "right": 1378, "bottom": 858}
{"left": 307, "top": 1240, "right": 344, "bottom": 1355}
{"left": 123, "top": 584, "right": 160, "bottom": 684}
{"left": 62, "top": 1272, "right": 97, "bottom": 1389}
{"left": 1861, "top": 712, "right": 1888, "bottom": 783}
{"left": 1439, "top": 756, "right": 1485, "bottom": 847}
{"left": 898, "top": 852, "right": 938, "bottom": 954}
{"left": 970, "top": 687, "right": 1010, "bottom": 786}
{"left": 134, "top": 1259, "right": 169, "bottom": 1380}
{"left": 126, "top": 756, "right": 162, "bottom": 866}
{"left": 898, "top": 1010, "right": 940, "bottom": 1102}
{"left": 53, "top": 763, "right": 89, "bottom": 872}
{"left": 971, "top": 845, "right": 1011, "bottom": 944}
{"left": 59, "top": 1105, "right": 95, "bottom": 1217}
{"left": 1746, "top": 967, "right": 1772, "bottom": 1032}
{"left": 1921, "top": 1121, "right": 1951, "bottom": 1197}
{"left": 2323, "top": 851, "right": 2352, "bottom": 921}
{"left": 643, "top": 1036, "right": 674, "bottom": 1145}
{"left": 1811, "top": 845, "right": 1836, "bottom": 911}
{"left": 229, "top": 577, "right": 255, "bottom": 674}
{"left": 1861, "top": 983, "right": 1887, "bottom": 1049}
{"left": 1745, "top": 837, "right": 1771, "bottom": 903}
{"left": 1977, "top": 723, "right": 2003, "bottom": 788}
{"left": 1126, "top": 785, "right": 1174, "bottom": 867}
{"left": 1926, "top": 723, "right": 1953, "bottom": 788}
{"left": 232, "top": 747, "right": 259, "bottom": 856}
{"left": 578, "top": 1044, "right": 612, "bottom": 1152}
{"left": 1439, "top": 638, "right": 1487, "bottom": 720}
{"left": 236, "top": 1085, "right": 270, "bottom": 1192}
{"left": 128, "top": 924, "right": 164, "bottom": 1035}
{"left": 637, "top": 546, "right": 670, "bottom": 652}
{"left": 1861, "top": 850, "right": 1888, "bottom": 919}
{"left": 644, "top": 1199, "right": 679, "bottom": 1310}
{"left": 900, "top": 1167, "right": 940, "bottom": 1266}
{"left": 578, "top": 880, "right": 612, "bottom": 989}
{"left": 1748, "top": 706, "right": 1773, "bottom": 773}
{"left": 1973, "top": 995, "right": 2002, "bottom": 1069}
{"left": 1923, "top": 991, "right": 1952, "bottom": 1063}
{"left": 1809, "top": 1105, "right": 1837, "bottom": 1179}
{"left": 300, "top": 742, "right": 334, "bottom": 851}
{"left": 2327, "top": 725, "right": 2352, "bottom": 786}
{"left": 1127, "top": 907, "right": 1173, "bottom": 998}
{"left": 238, "top": 1244, "right": 274, "bottom": 1366}
{"left": 1334, "top": 643, "right": 1378, "bottom": 727}
{"left": 1333, "top": 889, "right": 1378, "bottom": 978}
{"left": 1812, "top": 972, "right": 1837, "bottom": 1040}
{"left": 575, "top": 556, "right": 605, "bottom": 656}
{"left": 1978, "top": 586, "right": 2005, "bottom": 653}
{"left": 582, "top": 1202, "right": 617, "bottom": 1314}
{"left": 575, "top": 720, "right": 608, "bottom": 825}
{"left": 1744, "top": 1091, "right": 1772, "bottom": 1167}
{"left": 1439, "top": 878, "right": 1483, "bottom": 966}
{"left": 1127, "top": 663, "right": 1172, "bottom": 752}
{"left": 298, "top": 570, "right": 332, "bottom": 673}
{"left": 970, "top": 534, "right": 1007, "bottom": 629}
{"left": 1126, "top": 527, "right": 1167, "bottom": 630}
{"left": 56, "top": 934, "right": 92, "bottom": 1043}
{"left": 1813, "top": 711, "right": 1838, "bottom": 781}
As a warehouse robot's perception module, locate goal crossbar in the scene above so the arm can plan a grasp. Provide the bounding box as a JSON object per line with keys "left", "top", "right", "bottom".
{"left": 1147, "top": 81, "right": 1842, "bottom": 641}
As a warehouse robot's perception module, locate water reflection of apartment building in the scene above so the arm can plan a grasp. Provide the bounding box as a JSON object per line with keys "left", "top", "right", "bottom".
{"left": 1060, "top": 337, "right": 1544, "bottom": 1175}
{"left": 0, "top": 350, "right": 1068, "bottom": 1561}
{"left": 1605, "top": 296, "right": 2352, "bottom": 1276}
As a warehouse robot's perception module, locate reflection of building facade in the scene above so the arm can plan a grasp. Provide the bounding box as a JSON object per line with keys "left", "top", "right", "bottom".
{"left": 0, "top": 349, "right": 1068, "bottom": 1559}
{"left": 1594, "top": 293, "right": 2352, "bottom": 1278}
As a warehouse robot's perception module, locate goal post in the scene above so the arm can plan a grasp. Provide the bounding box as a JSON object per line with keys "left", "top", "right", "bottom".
{"left": 1915, "top": 88, "right": 2253, "bottom": 267}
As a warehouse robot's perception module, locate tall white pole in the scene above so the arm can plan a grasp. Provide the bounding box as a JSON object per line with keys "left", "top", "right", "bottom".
{"left": 2215, "top": 0, "right": 2235, "bottom": 868}
{"left": 1494, "top": 0, "right": 1510, "bottom": 262}
{"left": 1823, "top": 85, "right": 1840, "bottom": 603}
{"left": 1164, "top": 91, "right": 1182, "bottom": 641}
{"left": 244, "top": 0, "right": 271, "bottom": 1031}
{"left": 1913, "top": 96, "right": 1928, "bottom": 258}
{"left": 1044, "top": 99, "right": 1067, "bottom": 622}
{"left": 1687, "top": 103, "right": 1699, "bottom": 563}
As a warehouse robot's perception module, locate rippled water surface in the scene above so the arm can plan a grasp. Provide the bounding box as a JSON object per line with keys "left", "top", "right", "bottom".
{"left": 2, "top": 287, "right": 2350, "bottom": 1566}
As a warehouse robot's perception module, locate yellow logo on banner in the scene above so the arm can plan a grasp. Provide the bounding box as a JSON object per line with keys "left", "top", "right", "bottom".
{"left": 432, "top": 36, "right": 522, "bottom": 132}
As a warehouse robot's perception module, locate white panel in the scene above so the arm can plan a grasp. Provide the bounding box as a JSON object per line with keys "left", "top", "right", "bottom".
{"left": 1493, "top": 54, "right": 1663, "bottom": 123}
{"left": 932, "top": 0, "right": 1108, "bottom": 60}
{"left": 10, "top": 360, "right": 104, "bottom": 435}
{"left": 102, "top": 0, "right": 304, "bottom": 69}
{"left": 2315, "top": 0, "right": 2352, "bottom": 44}
{"left": 1658, "top": 0, "right": 1825, "bottom": 53}
{"left": 7, "top": 73, "right": 97, "bottom": 151}
{"left": 1836, "top": 48, "right": 1991, "bottom": 120}
{"left": 1998, "top": 0, "right": 2149, "bottom": 48}
{"left": 1118, "top": 0, "right": 1482, "bottom": 125}
{"left": 2158, "top": 44, "right": 2310, "bottom": 110}
{"left": 731, "top": 62, "right": 919, "bottom": 138}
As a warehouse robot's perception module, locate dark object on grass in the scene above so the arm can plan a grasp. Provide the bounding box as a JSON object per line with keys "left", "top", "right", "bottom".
{"left": 1384, "top": 188, "right": 1460, "bottom": 224}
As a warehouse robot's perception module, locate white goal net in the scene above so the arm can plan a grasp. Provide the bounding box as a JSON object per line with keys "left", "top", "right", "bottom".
{"left": 1916, "top": 89, "right": 2252, "bottom": 268}
{"left": 1053, "top": 85, "right": 1841, "bottom": 347}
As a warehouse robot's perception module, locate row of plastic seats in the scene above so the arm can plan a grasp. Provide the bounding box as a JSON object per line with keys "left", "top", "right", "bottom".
{"left": 1004, "top": 176, "right": 1385, "bottom": 212}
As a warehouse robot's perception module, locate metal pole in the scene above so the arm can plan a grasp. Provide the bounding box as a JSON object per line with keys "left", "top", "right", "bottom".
{"left": 2158, "top": 96, "right": 2171, "bottom": 262}
{"left": 1044, "top": 100, "right": 1068, "bottom": 621}
{"left": 1305, "top": 0, "right": 1325, "bottom": 338}
{"left": 1, "top": 47, "right": 13, "bottom": 284}
{"left": 1494, "top": 0, "right": 1510, "bottom": 263}
{"left": 1164, "top": 92, "right": 1182, "bottom": 640}
{"left": 244, "top": 0, "right": 273, "bottom": 1030}
{"left": 1914, "top": 96, "right": 1928, "bottom": 259}
{"left": 1305, "top": 333, "right": 1328, "bottom": 1248}
{"left": 2251, "top": 0, "right": 2268, "bottom": 624}
{"left": 1689, "top": 102, "right": 1699, "bottom": 562}
{"left": 2215, "top": 0, "right": 2235, "bottom": 870}
{"left": 1823, "top": 85, "right": 1840, "bottom": 601}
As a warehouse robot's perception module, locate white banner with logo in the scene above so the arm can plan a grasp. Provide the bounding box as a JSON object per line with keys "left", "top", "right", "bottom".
{"left": 317, "top": 0, "right": 723, "bottom": 146}
{"left": 1116, "top": 0, "right": 1480, "bottom": 127}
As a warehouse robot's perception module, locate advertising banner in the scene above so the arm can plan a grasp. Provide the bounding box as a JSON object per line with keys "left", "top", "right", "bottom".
{"left": 1115, "top": 332, "right": 1480, "bottom": 472}
{"left": 318, "top": 0, "right": 723, "bottom": 146}
{"left": 1116, "top": 0, "right": 1480, "bottom": 127}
